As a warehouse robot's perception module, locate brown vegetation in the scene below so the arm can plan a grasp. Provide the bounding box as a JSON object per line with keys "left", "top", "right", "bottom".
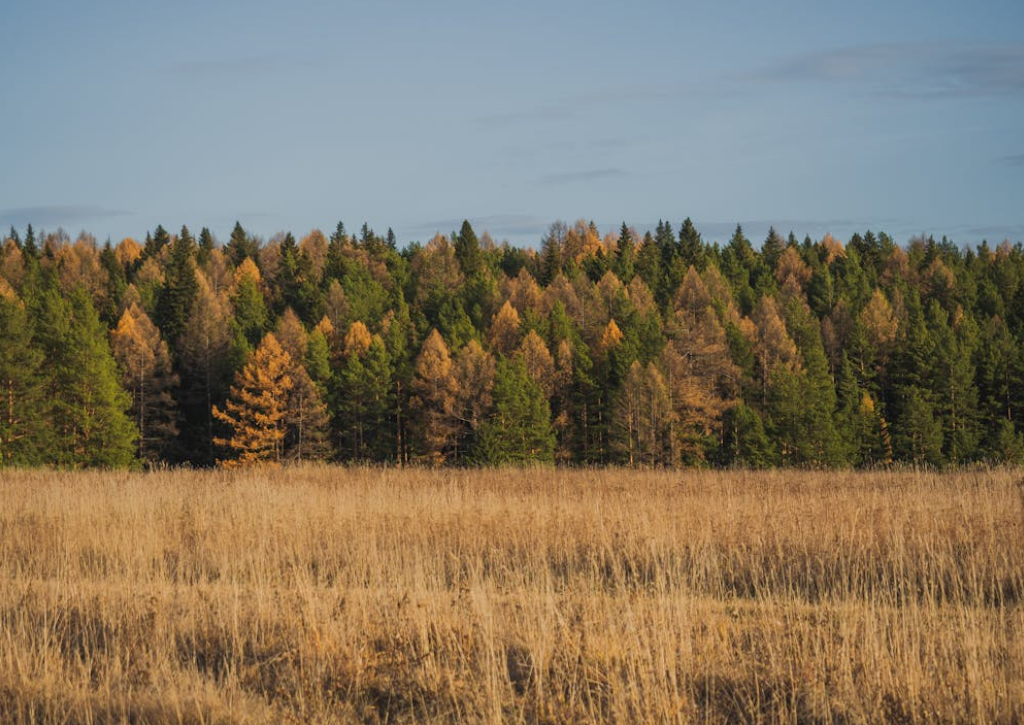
{"left": 0, "top": 467, "right": 1021, "bottom": 723}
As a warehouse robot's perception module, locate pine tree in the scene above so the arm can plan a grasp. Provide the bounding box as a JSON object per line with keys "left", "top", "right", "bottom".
{"left": 29, "top": 282, "right": 137, "bottom": 468}
{"left": 0, "top": 294, "right": 46, "bottom": 466}
{"left": 335, "top": 322, "right": 392, "bottom": 460}
{"left": 225, "top": 221, "right": 258, "bottom": 266}
{"left": 98, "top": 242, "right": 127, "bottom": 323}
{"left": 719, "top": 402, "right": 775, "bottom": 467}
{"left": 678, "top": 218, "right": 706, "bottom": 272}
{"left": 721, "top": 225, "right": 757, "bottom": 315}
{"left": 213, "top": 333, "right": 294, "bottom": 466}
{"left": 926, "top": 302, "right": 981, "bottom": 463}
{"left": 891, "top": 386, "right": 944, "bottom": 466}
{"left": 276, "top": 232, "right": 321, "bottom": 323}
{"left": 476, "top": 357, "right": 555, "bottom": 465}
{"left": 22, "top": 224, "right": 38, "bottom": 260}
{"left": 143, "top": 224, "right": 171, "bottom": 261}
{"left": 197, "top": 227, "right": 216, "bottom": 268}
{"left": 230, "top": 258, "right": 269, "bottom": 348}
{"left": 778, "top": 297, "right": 845, "bottom": 465}
{"left": 635, "top": 232, "right": 664, "bottom": 304}
{"left": 761, "top": 226, "right": 785, "bottom": 272}
{"left": 454, "top": 220, "right": 483, "bottom": 277}
{"left": 615, "top": 223, "right": 636, "bottom": 283}
{"left": 155, "top": 225, "right": 199, "bottom": 346}
{"left": 538, "top": 228, "right": 562, "bottom": 286}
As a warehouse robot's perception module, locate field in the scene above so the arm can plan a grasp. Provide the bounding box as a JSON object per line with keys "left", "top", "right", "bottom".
{"left": 0, "top": 467, "right": 1021, "bottom": 724}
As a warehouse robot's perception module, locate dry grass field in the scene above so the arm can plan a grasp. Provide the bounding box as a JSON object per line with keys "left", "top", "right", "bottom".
{"left": 0, "top": 466, "right": 1021, "bottom": 724}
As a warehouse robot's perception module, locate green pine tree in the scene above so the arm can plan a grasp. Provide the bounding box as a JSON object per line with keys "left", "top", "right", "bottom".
{"left": 29, "top": 281, "right": 137, "bottom": 468}
{"left": 476, "top": 358, "right": 555, "bottom": 465}
{"left": 156, "top": 225, "right": 199, "bottom": 346}
{"left": 0, "top": 294, "right": 47, "bottom": 466}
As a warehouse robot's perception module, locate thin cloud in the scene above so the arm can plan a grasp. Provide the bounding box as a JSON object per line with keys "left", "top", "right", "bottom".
{"left": 955, "top": 223, "right": 1024, "bottom": 242}
{"left": 540, "top": 168, "right": 627, "bottom": 185}
{"left": 475, "top": 85, "right": 674, "bottom": 128}
{"left": 754, "top": 43, "right": 1024, "bottom": 99}
{"left": 407, "top": 214, "right": 550, "bottom": 240}
{"left": 1002, "top": 154, "right": 1024, "bottom": 167}
{"left": 0, "top": 204, "right": 129, "bottom": 229}
{"left": 475, "top": 102, "right": 580, "bottom": 128}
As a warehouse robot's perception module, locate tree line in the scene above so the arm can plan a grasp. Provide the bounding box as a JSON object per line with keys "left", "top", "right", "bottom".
{"left": 1, "top": 217, "right": 1022, "bottom": 468}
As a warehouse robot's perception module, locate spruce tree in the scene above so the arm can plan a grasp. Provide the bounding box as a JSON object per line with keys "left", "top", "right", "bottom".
{"left": 156, "top": 225, "right": 198, "bottom": 346}
{"left": 476, "top": 357, "right": 555, "bottom": 465}
{"left": 230, "top": 258, "right": 269, "bottom": 349}
{"left": 0, "top": 294, "right": 47, "bottom": 466}
{"left": 678, "top": 218, "right": 706, "bottom": 272}
{"left": 335, "top": 323, "right": 392, "bottom": 460}
{"left": 177, "top": 272, "right": 233, "bottom": 465}
{"left": 143, "top": 224, "right": 171, "bottom": 261}
{"left": 29, "top": 282, "right": 137, "bottom": 468}
{"left": 615, "top": 222, "right": 636, "bottom": 283}
{"left": 225, "top": 221, "right": 258, "bottom": 266}
{"left": 23, "top": 224, "right": 38, "bottom": 260}
{"left": 454, "top": 220, "right": 483, "bottom": 278}
{"left": 197, "top": 227, "right": 215, "bottom": 268}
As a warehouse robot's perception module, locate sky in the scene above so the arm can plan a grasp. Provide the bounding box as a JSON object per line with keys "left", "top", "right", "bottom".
{"left": 2, "top": 0, "right": 1023, "bottom": 249}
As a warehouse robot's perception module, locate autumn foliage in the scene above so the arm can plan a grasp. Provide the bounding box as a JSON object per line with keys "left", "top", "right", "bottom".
{"left": 2, "top": 219, "right": 1024, "bottom": 468}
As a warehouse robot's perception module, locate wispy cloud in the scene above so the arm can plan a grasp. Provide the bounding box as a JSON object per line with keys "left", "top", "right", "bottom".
{"left": 0, "top": 204, "right": 129, "bottom": 229}
{"left": 162, "top": 55, "right": 313, "bottom": 77}
{"left": 540, "top": 168, "right": 627, "bottom": 185}
{"left": 754, "top": 43, "right": 1024, "bottom": 99}
{"left": 476, "top": 103, "right": 579, "bottom": 128}
{"left": 954, "top": 223, "right": 1024, "bottom": 242}
{"left": 1002, "top": 154, "right": 1024, "bottom": 167}
{"left": 406, "top": 214, "right": 551, "bottom": 241}
{"left": 475, "top": 85, "right": 674, "bottom": 129}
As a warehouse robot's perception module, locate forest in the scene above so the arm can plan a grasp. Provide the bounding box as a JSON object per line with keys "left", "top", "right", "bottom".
{"left": 1, "top": 217, "right": 1022, "bottom": 469}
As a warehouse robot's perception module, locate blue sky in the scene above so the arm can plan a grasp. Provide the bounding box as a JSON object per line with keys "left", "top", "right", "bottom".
{"left": 2, "top": 0, "right": 1023, "bottom": 248}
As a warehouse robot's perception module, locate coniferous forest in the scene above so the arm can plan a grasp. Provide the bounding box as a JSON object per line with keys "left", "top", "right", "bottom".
{"left": 1, "top": 218, "right": 1023, "bottom": 469}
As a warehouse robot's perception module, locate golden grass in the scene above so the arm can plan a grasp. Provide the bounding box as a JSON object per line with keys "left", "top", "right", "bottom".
{"left": 0, "top": 466, "right": 1021, "bottom": 724}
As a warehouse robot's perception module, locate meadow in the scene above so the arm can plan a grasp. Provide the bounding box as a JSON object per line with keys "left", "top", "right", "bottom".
{"left": 0, "top": 466, "right": 1021, "bottom": 724}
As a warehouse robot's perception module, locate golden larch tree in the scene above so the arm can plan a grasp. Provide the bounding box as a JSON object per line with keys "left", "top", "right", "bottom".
{"left": 488, "top": 300, "right": 522, "bottom": 356}
{"left": 661, "top": 269, "right": 741, "bottom": 463}
{"left": 452, "top": 339, "right": 496, "bottom": 456}
{"left": 275, "top": 307, "right": 308, "bottom": 363}
{"left": 751, "top": 295, "right": 801, "bottom": 404}
{"left": 110, "top": 303, "right": 179, "bottom": 463}
{"left": 344, "top": 320, "right": 373, "bottom": 356}
{"left": 276, "top": 311, "right": 331, "bottom": 463}
{"left": 411, "top": 329, "right": 459, "bottom": 465}
{"left": 859, "top": 288, "right": 899, "bottom": 358}
{"left": 213, "top": 332, "right": 293, "bottom": 467}
{"left": 515, "top": 330, "right": 556, "bottom": 398}
{"left": 613, "top": 360, "right": 676, "bottom": 466}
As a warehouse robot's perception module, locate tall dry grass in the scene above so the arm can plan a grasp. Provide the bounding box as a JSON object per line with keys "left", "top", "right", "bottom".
{"left": 0, "top": 466, "right": 1021, "bottom": 724}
